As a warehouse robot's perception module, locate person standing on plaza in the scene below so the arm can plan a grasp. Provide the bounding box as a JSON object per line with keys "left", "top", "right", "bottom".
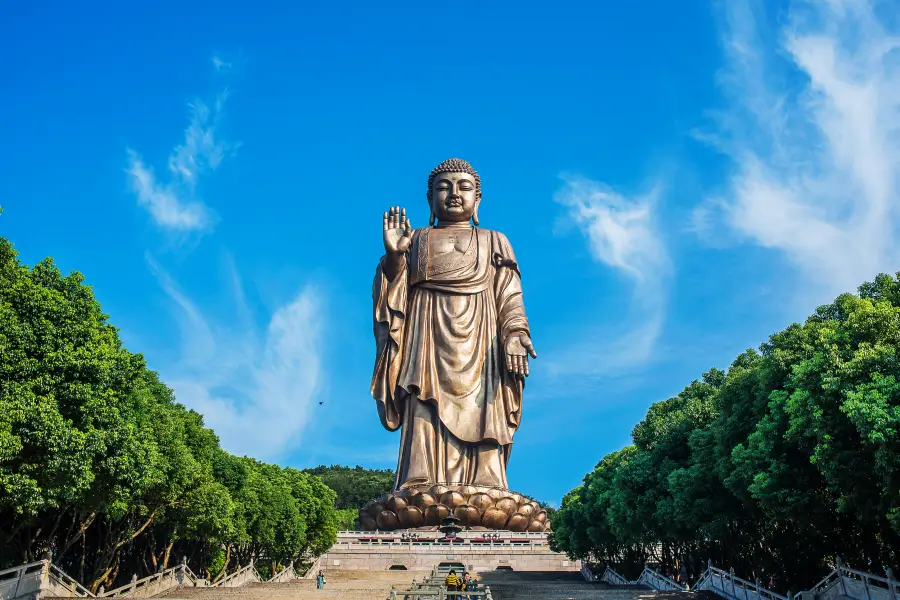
{"left": 445, "top": 569, "right": 462, "bottom": 598}
{"left": 462, "top": 572, "right": 478, "bottom": 599}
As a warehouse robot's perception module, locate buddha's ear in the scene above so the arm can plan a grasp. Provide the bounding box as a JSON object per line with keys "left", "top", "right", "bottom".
{"left": 472, "top": 198, "right": 481, "bottom": 226}
{"left": 428, "top": 197, "right": 436, "bottom": 226}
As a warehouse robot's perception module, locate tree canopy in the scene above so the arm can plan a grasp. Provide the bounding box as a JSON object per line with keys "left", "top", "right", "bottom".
{"left": 303, "top": 465, "right": 394, "bottom": 511}
{"left": 0, "top": 236, "right": 338, "bottom": 591}
{"left": 301, "top": 465, "right": 394, "bottom": 531}
{"left": 551, "top": 274, "right": 900, "bottom": 591}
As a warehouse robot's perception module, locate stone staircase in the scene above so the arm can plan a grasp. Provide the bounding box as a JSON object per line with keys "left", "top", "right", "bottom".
{"left": 153, "top": 568, "right": 714, "bottom": 600}
{"left": 480, "top": 571, "right": 714, "bottom": 600}
{"left": 10, "top": 544, "right": 892, "bottom": 600}
{"left": 157, "top": 569, "right": 426, "bottom": 600}
{"left": 24, "top": 564, "right": 726, "bottom": 600}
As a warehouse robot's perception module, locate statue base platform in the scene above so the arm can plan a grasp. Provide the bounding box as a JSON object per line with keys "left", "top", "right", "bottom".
{"left": 319, "top": 530, "right": 578, "bottom": 573}
{"left": 357, "top": 483, "right": 551, "bottom": 532}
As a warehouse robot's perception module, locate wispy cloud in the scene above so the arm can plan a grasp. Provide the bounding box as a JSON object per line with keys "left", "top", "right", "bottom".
{"left": 212, "top": 56, "right": 232, "bottom": 72}
{"left": 146, "top": 254, "right": 324, "bottom": 459}
{"left": 127, "top": 90, "right": 237, "bottom": 233}
{"left": 549, "top": 176, "right": 671, "bottom": 376}
{"left": 695, "top": 0, "right": 900, "bottom": 298}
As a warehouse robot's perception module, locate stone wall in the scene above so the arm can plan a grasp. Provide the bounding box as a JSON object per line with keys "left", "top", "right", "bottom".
{"left": 320, "top": 531, "right": 579, "bottom": 573}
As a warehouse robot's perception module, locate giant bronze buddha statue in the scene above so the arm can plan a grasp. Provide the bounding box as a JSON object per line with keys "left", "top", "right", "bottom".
{"left": 360, "top": 159, "right": 549, "bottom": 532}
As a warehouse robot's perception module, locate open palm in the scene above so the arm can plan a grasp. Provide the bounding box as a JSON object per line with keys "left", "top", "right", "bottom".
{"left": 383, "top": 206, "right": 413, "bottom": 254}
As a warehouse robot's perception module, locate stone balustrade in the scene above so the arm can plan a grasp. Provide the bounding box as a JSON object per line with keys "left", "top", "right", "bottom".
{"left": 5, "top": 538, "right": 896, "bottom": 600}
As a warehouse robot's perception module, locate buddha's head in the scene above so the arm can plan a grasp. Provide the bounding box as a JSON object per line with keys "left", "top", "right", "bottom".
{"left": 426, "top": 158, "right": 482, "bottom": 226}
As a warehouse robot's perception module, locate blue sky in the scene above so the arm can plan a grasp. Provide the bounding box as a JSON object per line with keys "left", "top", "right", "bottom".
{"left": 2, "top": 0, "right": 898, "bottom": 505}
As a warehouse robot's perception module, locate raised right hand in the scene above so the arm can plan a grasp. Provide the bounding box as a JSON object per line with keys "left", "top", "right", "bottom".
{"left": 383, "top": 206, "right": 413, "bottom": 254}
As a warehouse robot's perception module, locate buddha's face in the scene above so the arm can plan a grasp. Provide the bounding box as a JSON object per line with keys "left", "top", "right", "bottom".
{"left": 431, "top": 171, "right": 478, "bottom": 223}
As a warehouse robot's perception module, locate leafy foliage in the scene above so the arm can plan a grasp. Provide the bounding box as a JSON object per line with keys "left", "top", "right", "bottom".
{"left": 551, "top": 274, "right": 900, "bottom": 591}
{"left": 0, "top": 237, "right": 337, "bottom": 590}
{"left": 303, "top": 465, "right": 394, "bottom": 511}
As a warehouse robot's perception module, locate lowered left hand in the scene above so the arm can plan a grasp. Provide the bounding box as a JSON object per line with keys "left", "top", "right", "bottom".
{"left": 505, "top": 332, "right": 537, "bottom": 377}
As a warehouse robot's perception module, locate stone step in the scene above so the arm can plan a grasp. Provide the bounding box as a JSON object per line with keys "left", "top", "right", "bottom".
{"left": 156, "top": 571, "right": 424, "bottom": 599}
{"left": 153, "top": 570, "right": 719, "bottom": 600}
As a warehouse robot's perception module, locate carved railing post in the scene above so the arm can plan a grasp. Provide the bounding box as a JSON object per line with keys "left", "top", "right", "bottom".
{"left": 887, "top": 567, "right": 897, "bottom": 600}
{"left": 862, "top": 573, "right": 873, "bottom": 600}
{"left": 131, "top": 573, "right": 138, "bottom": 593}
{"left": 14, "top": 564, "right": 28, "bottom": 598}
{"left": 99, "top": 585, "right": 105, "bottom": 595}
{"left": 836, "top": 556, "right": 847, "bottom": 597}
{"left": 39, "top": 552, "right": 53, "bottom": 598}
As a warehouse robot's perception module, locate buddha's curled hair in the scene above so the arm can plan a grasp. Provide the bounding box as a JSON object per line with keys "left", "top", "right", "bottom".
{"left": 426, "top": 158, "right": 482, "bottom": 204}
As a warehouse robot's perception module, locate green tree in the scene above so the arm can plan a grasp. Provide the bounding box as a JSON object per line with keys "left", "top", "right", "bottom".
{"left": 0, "top": 236, "right": 338, "bottom": 589}
{"left": 303, "top": 465, "right": 394, "bottom": 510}
{"left": 553, "top": 274, "right": 900, "bottom": 590}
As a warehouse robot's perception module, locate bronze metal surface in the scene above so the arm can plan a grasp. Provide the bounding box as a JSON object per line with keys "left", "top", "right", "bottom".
{"left": 367, "top": 159, "right": 545, "bottom": 533}
{"left": 356, "top": 483, "right": 551, "bottom": 532}
{"left": 372, "top": 158, "right": 537, "bottom": 494}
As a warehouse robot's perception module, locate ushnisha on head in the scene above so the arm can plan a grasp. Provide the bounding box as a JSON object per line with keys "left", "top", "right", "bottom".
{"left": 427, "top": 158, "right": 481, "bottom": 226}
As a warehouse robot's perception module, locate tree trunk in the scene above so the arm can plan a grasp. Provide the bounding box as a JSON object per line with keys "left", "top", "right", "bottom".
{"left": 43, "top": 505, "right": 69, "bottom": 552}
{"left": 212, "top": 545, "right": 231, "bottom": 583}
{"left": 162, "top": 531, "right": 176, "bottom": 570}
{"left": 107, "top": 556, "right": 121, "bottom": 589}
{"left": 25, "top": 527, "right": 43, "bottom": 559}
{"left": 91, "top": 563, "right": 115, "bottom": 594}
{"left": 60, "top": 511, "right": 97, "bottom": 558}
{"left": 89, "top": 509, "right": 158, "bottom": 593}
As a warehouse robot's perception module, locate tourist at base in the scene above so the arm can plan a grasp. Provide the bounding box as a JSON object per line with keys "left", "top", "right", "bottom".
{"left": 463, "top": 571, "right": 478, "bottom": 598}
{"left": 445, "top": 569, "right": 462, "bottom": 598}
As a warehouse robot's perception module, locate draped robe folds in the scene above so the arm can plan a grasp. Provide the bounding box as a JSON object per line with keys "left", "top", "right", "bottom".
{"left": 371, "top": 227, "right": 530, "bottom": 490}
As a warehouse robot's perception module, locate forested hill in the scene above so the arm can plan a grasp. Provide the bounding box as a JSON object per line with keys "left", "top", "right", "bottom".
{"left": 303, "top": 464, "right": 559, "bottom": 522}
{"left": 303, "top": 465, "right": 394, "bottom": 510}
{"left": 551, "top": 272, "right": 900, "bottom": 592}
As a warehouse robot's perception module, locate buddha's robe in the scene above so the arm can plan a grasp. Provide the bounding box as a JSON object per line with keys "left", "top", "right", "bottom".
{"left": 371, "top": 226, "right": 530, "bottom": 490}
